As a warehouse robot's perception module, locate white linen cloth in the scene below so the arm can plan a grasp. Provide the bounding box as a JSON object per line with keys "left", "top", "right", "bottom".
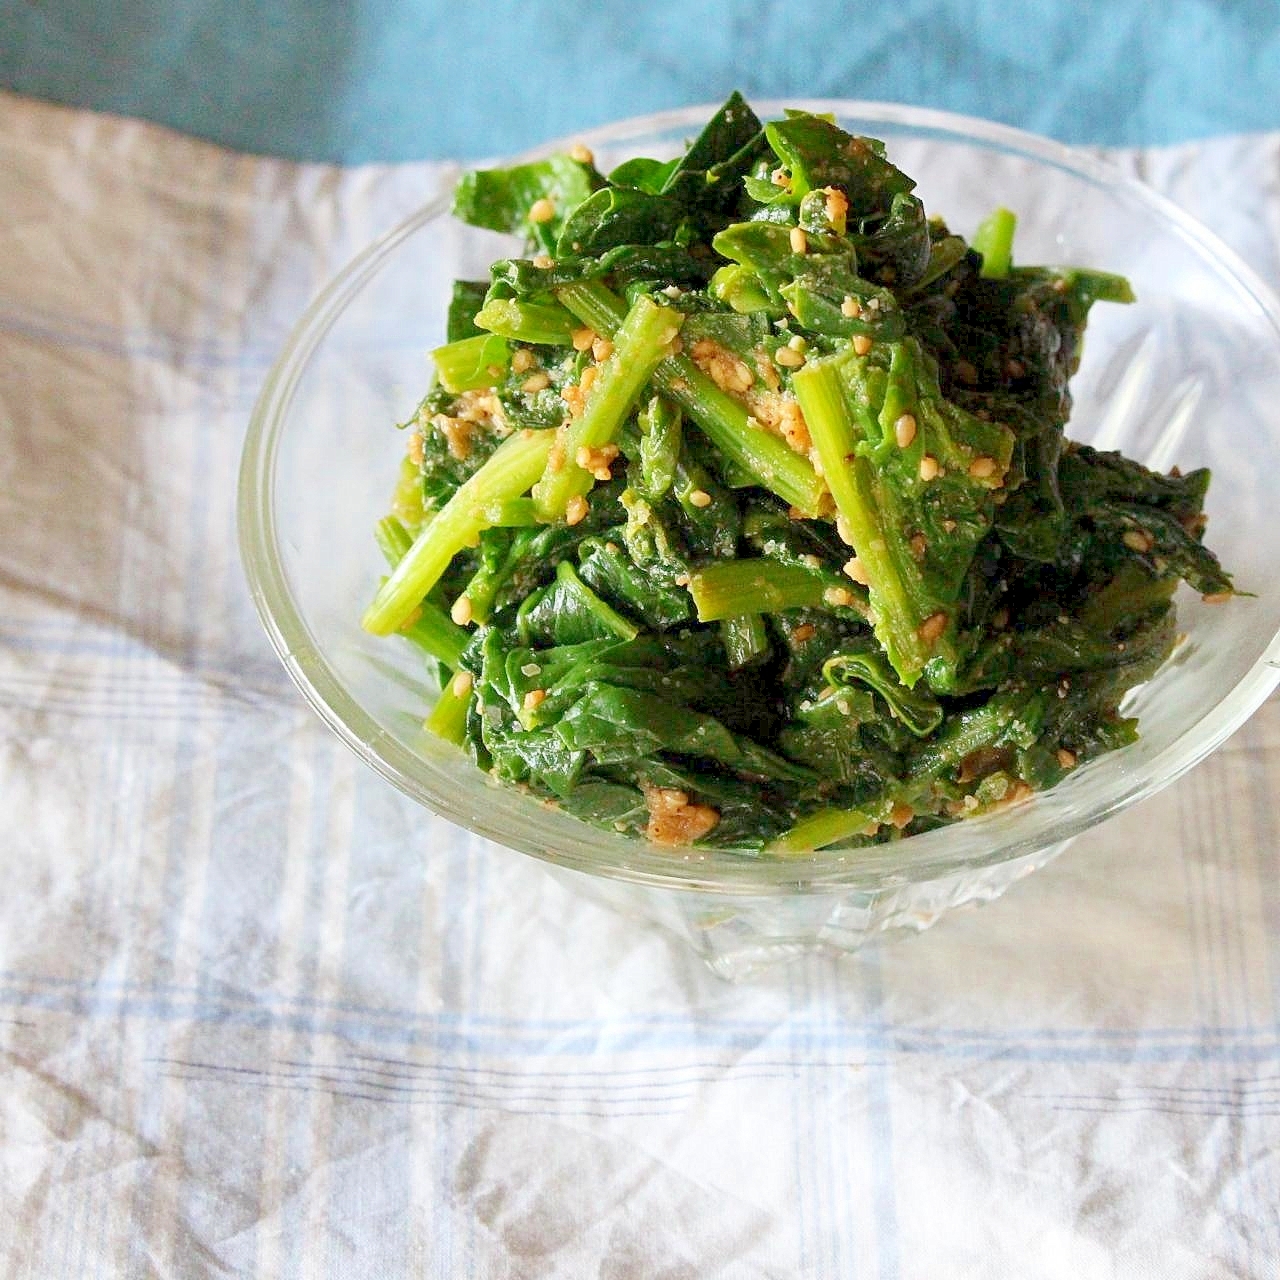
{"left": 2, "top": 90, "right": 1278, "bottom": 1278}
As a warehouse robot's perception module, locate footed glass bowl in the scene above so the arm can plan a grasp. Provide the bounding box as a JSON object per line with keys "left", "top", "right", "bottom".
{"left": 239, "top": 102, "right": 1280, "bottom": 977}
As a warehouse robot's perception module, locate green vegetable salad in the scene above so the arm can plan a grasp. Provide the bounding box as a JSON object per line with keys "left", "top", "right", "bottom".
{"left": 363, "top": 93, "right": 1233, "bottom": 853}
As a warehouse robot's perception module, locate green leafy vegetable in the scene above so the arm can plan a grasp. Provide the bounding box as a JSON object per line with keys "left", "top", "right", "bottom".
{"left": 364, "top": 94, "right": 1235, "bottom": 852}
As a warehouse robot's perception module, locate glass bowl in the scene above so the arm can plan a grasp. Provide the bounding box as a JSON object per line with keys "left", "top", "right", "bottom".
{"left": 239, "top": 102, "right": 1280, "bottom": 977}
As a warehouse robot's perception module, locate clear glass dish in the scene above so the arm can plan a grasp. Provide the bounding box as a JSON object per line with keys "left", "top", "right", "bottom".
{"left": 239, "top": 102, "right": 1280, "bottom": 976}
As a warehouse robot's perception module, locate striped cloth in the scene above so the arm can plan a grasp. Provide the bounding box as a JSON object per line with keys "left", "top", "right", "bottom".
{"left": 2, "top": 91, "right": 1278, "bottom": 1278}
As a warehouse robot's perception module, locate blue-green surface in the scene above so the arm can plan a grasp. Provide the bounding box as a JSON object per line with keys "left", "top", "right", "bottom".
{"left": 4, "top": 0, "right": 1280, "bottom": 161}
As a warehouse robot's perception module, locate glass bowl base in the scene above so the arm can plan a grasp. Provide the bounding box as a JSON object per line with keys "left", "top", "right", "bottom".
{"left": 545, "top": 840, "right": 1072, "bottom": 980}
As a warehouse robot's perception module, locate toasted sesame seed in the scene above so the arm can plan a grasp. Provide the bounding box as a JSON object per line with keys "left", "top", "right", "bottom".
{"left": 852, "top": 334, "right": 873, "bottom": 356}
{"left": 840, "top": 295, "right": 862, "bottom": 318}
{"left": 568, "top": 142, "right": 594, "bottom": 164}
{"left": 787, "top": 334, "right": 808, "bottom": 352}
{"left": 591, "top": 337, "right": 614, "bottom": 362}
{"left": 894, "top": 413, "right": 917, "bottom": 448}
{"left": 919, "top": 454, "right": 940, "bottom": 482}
{"left": 954, "top": 359, "right": 978, "bottom": 385}
{"left": 565, "top": 495, "right": 589, "bottom": 526}
{"left": 1202, "top": 591, "right": 1232, "bottom": 604}
{"left": 770, "top": 167, "right": 790, "bottom": 187}
{"left": 910, "top": 533, "right": 927, "bottom": 559}
{"left": 843, "top": 556, "right": 870, "bottom": 586}
{"left": 522, "top": 688, "right": 546, "bottom": 712}
{"left": 991, "top": 607, "right": 1009, "bottom": 630}
{"left": 511, "top": 348, "right": 535, "bottom": 374}
{"left": 407, "top": 431, "right": 425, "bottom": 465}
{"left": 688, "top": 488, "right": 713, "bottom": 508}
{"left": 889, "top": 802, "right": 914, "bottom": 829}
{"left": 450, "top": 670, "right": 473, "bottom": 697}
{"left": 774, "top": 344, "right": 805, "bottom": 368}
{"left": 450, "top": 595, "right": 474, "bottom": 626}
{"left": 1122, "top": 529, "right": 1154, "bottom": 553}
{"left": 836, "top": 515, "right": 855, "bottom": 546}
{"left": 918, "top": 611, "right": 947, "bottom": 644}
{"left": 580, "top": 364, "right": 599, "bottom": 395}
{"left": 1056, "top": 747, "right": 1077, "bottom": 768}
{"left": 824, "top": 186, "right": 849, "bottom": 231}
{"left": 528, "top": 197, "right": 556, "bottom": 224}
{"left": 532, "top": 253, "right": 554, "bottom": 269}
{"left": 521, "top": 371, "right": 551, "bottom": 393}
{"left": 942, "top": 518, "right": 957, "bottom": 533}
{"left": 793, "top": 623, "right": 817, "bottom": 642}
{"left": 968, "top": 455, "right": 997, "bottom": 478}
{"left": 799, "top": 553, "right": 821, "bottom": 569}
{"left": 962, "top": 793, "right": 980, "bottom": 812}
{"left": 823, "top": 586, "right": 855, "bottom": 607}
{"left": 789, "top": 226, "right": 809, "bottom": 254}
{"left": 571, "top": 326, "right": 596, "bottom": 352}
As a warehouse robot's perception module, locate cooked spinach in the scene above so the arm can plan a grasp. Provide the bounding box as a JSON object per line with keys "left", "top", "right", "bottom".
{"left": 363, "top": 95, "right": 1234, "bottom": 853}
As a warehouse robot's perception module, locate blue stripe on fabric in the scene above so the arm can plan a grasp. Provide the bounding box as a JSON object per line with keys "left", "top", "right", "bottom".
{"left": 10, "top": 979, "right": 1280, "bottom": 1069}
{"left": 5, "top": 966, "right": 1280, "bottom": 1052}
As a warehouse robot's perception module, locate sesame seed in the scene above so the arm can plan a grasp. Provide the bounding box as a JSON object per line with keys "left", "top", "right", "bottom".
{"left": 568, "top": 142, "right": 594, "bottom": 164}
{"left": 789, "top": 226, "right": 808, "bottom": 254}
{"left": 774, "top": 344, "right": 805, "bottom": 368}
{"left": 1122, "top": 529, "right": 1154, "bottom": 553}
{"left": 1202, "top": 591, "right": 1232, "bottom": 604}
{"left": 770, "top": 167, "right": 790, "bottom": 187}
{"left": 840, "top": 295, "right": 862, "bottom": 318}
{"left": 571, "top": 327, "right": 596, "bottom": 352}
{"left": 852, "top": 334, "right": 873, "bottom": 356}
{"left": 799, "top": 554, "right": 821, "bottom": 569}
{"left": 918, "top": 611, "right": 947, "bottom": 644}
{"left": 532, "top": 253, "right": 554, "bottom": 269}
{"left": 521, "top": 371, "right": 551, "bottom": 393}
{"left": 580, "top": 364, "right": 599, "bottom": 395}
{"left": 836, "top": 515, "right": 855, "bottom": 546}
{"left": 522, "top": 688, "right": 547, "bottom": 712}
{"left": 520, "top": 663, "right": 542, "bottom": 677}
{"left": 894, "top": 413, "right": 917, "bottom": 448}
{"left": 910, "top": 533, "right": 927, "bottom": 559}
{"left": 824, "top": 187, "right": 849, "bottom": 231}
{"left": 788, "top": 334, "right": 808, "bottom": 352}
{"left": 823, "top": 586, "right": 855, "bottom": 607}
{"left": 968, "top": 455, "right": 997, "bottom": 478}
{"left": 565, "top": 495, "right": 589, "bottom": 526}
{"left": 889, "top": 802, "right": 914, "bottom": 829}
{"left": 511, "top": 348, "right": 535, "bottom": 374}
{"left": 793, "top": 623, "right": 816, "bottom": 642}
{"left": 1056, "top": 747, "right": 1077, "bottom": 768}
{"left": 450, "top": 671, "right": 473, "bottom": 697}
{"left": 919, "top": 454, "right": 940, "bottom": 481}
{"left": 450, "top": 595, "right": 474, "bottom": 626}
{"left": 528, "top": 197, "right": 556, "bottom": 224}
{"left": 843, "top": 556, "right": 870, "bottom": 586}
{"left": 688, "top": 489, "right": 712, "bottom": 508}
{"left": 591, "top": 337, "right": 614, "bottom": 362}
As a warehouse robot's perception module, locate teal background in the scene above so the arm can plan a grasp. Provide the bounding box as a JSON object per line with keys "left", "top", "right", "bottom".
{"left": 3, "top": 0, "right": 1280, "bottom": 161}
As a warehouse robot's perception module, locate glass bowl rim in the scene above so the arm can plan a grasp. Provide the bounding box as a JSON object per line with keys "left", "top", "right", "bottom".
{"left": 238, "top": 98, "right": 1280, "bottom": 896}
